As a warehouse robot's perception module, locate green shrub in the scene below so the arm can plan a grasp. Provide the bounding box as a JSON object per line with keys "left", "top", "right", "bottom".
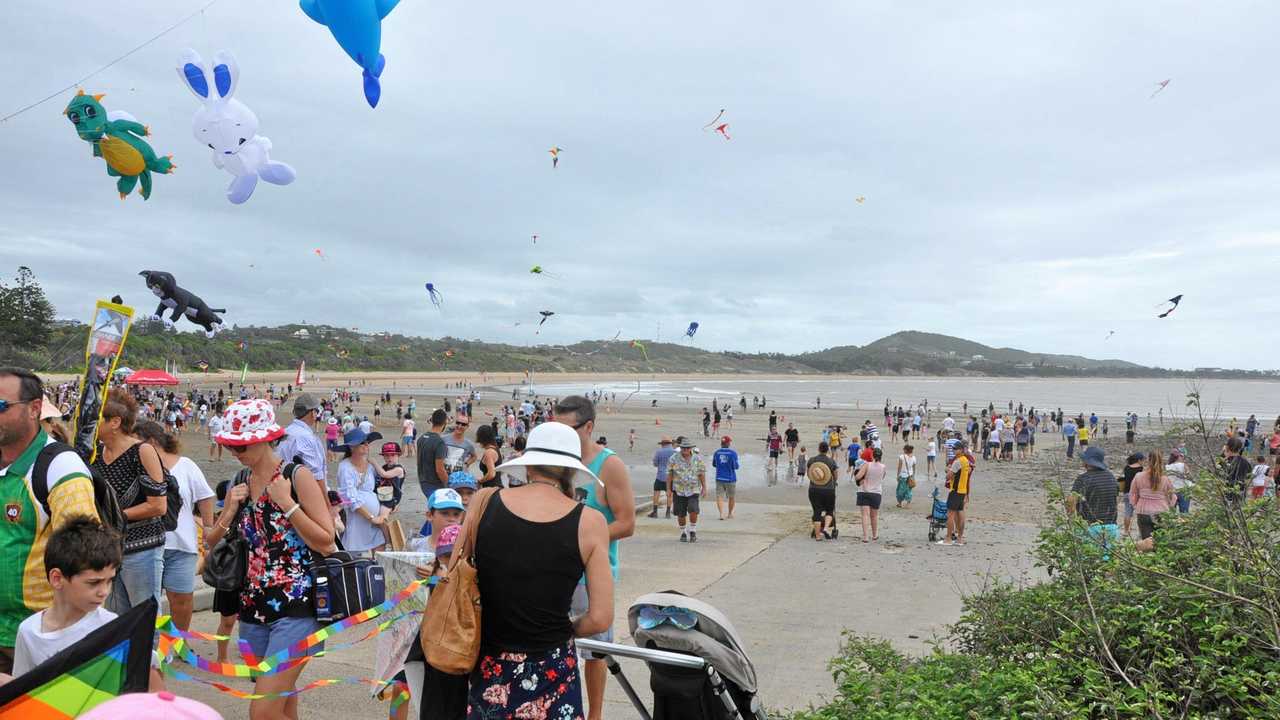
{"left": 793, "top": 465, "right": 1280, "bottom": 719}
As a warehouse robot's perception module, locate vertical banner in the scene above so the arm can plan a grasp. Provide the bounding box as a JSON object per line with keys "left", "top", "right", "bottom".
{"left": 70, "top": 299, "right": 134, "bottom": 463}
{"left": 240, "top": 362, "right": 248, "bottom": 385}
{"left": 296, "top": 360, "right": 306, "bottom": 386}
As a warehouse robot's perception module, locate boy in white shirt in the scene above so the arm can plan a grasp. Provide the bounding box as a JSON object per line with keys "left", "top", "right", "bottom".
{"left": 926, "top": 440, "right": 938, "bottom": 477}
{"left": 8, "top": 517, "right": 120, "bottom": 679}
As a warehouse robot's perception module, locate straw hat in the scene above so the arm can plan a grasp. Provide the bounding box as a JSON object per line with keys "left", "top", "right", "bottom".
{"left": 496, "top": 421, "right": 600, "bottom": 486}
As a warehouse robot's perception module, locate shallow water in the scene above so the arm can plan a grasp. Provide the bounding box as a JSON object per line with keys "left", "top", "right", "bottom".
{"left": 504, "top": 376, "right": 1280, "bottom": 421}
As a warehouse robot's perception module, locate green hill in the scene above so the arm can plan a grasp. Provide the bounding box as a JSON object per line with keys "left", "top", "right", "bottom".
{"left": 20, "top": 323, "right": 1273, "bottom": 380}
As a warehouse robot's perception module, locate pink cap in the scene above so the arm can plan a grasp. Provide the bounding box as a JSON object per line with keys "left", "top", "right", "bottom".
{"left": 79, "top": 692, "right": 224, "bottom": 720}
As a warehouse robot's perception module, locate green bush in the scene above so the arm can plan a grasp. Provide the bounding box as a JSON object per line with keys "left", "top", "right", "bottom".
{"left": 793, "top": 470, "right": 1280, "bottom": 720}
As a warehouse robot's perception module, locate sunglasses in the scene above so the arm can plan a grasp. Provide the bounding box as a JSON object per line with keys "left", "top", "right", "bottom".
{"left": 637, "top": 605, "right": 698, "bottom": 631}
{"left": 0, "top": 399, "right": 32, "bottom": 414}
{"left": 456, "top": 423, "right": 469, "bottom": 428}
{"left": 227, "top": 444, "right": 249, "bottom": 454}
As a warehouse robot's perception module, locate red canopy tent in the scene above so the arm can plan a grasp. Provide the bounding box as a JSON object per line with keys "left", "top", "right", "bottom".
{"left": 122, "top": 369, "right": 179, "bottom": 386}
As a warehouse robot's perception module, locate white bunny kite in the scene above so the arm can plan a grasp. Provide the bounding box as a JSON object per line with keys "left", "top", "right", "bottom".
{"left": 177, "top": 49, "right": 296, "bottom": 204}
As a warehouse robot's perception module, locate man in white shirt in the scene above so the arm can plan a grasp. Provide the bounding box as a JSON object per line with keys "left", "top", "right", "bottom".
{"left": 942, "top": 414, "right": 956, "bottom": 433}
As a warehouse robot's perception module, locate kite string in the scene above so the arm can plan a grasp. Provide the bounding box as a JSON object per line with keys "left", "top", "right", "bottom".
{"left": 0, "top": 0, "right": 225, "bottom": 125}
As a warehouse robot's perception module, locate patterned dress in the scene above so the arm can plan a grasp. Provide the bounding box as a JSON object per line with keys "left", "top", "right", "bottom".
{"left": 237, "top": 466, "right": 316, "bottom": 624}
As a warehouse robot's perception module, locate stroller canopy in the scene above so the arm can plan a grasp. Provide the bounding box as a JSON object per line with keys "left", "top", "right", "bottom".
{"left": 628, "top": 591, "right": 758, "bottom": 694}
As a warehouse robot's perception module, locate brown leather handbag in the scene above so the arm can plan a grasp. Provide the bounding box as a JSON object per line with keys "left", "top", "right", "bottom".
{"left": 419, "top": 487, "right": 498, "bottom": 675}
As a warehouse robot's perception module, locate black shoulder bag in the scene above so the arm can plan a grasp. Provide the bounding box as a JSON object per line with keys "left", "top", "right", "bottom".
{"left": 202, "top": 468, "right": 250, "bottom": 592}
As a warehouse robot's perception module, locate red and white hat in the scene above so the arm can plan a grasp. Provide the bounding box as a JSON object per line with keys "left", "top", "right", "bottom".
{"left": 215, "top": 399, "right": 286, "bottom": 447}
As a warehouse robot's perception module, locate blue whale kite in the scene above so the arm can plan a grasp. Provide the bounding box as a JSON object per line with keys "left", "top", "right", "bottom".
{"left": 300, "top": 0, "right": 400, "bottom": 108}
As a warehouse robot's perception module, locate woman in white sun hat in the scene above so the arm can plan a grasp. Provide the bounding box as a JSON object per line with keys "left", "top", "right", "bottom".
{"left": 205, "top": 399, "right": 336, "bottom": 720}
{"left": 456, "top": 421, "right": 613, "bottom": 719}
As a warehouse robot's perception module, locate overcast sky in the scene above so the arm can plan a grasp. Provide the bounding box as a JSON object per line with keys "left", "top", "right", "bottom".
{"left": 2, "top": 1, "right": 1278, "bottom": 370}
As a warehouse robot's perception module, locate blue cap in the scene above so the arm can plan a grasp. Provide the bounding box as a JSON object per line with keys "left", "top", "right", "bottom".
{"left": 448, "top": 471, "right": 477, "bottom": 490}
{"left": 429, "top": 488, "right": 465, "bottom": 512}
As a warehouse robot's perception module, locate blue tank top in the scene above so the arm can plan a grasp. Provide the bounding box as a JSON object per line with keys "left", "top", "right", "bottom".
{"left": 580, "top": 448, "right": 619, "bottom": 581}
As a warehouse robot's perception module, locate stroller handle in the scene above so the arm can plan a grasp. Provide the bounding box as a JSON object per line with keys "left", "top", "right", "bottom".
{"left": 576, "top": 638, "right": 707, "bottom": 670}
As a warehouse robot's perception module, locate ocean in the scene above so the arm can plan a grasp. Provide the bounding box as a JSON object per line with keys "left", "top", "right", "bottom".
{"left": 501, "top": 375, "right": 1280, "bottom": 421}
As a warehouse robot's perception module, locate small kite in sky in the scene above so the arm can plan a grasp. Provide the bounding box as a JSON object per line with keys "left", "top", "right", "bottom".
{"left": 714, "top": 123, "right": 730, "bottom": 140}
{"left": 314, "top": 248, "right": 327, "bottom": 261}
{"left": 236, "top": 340, "right": 247, "bottom": 352}
{"left": 336, "top": 349, "right": 350, "bottom": 359}
{"left": 530, "top": 265, "right": 559, "bottom": 278}
{"left": 685, "top": 322, "right": 699, "bottom": 338}
{"left": 1150, "top": 79, "right": 1171, "bottom": 99}
{"left": 549, "top": 146, "right": 562, "bottom": 169}
{"left": 443, "top": 349, "right": 456, "bottom": 359}
{"left": 531, "top": 234, "right": 538, "bottom": 244}
{"left": 1105, "top": 330, "right": 1115, "bottom": 341}
{"left": 536, "top": 310, "right": 555, "bottom": 334}
{"left": 424, "top": 282, "right": 442, "bottom": 308}
{"left": 1157, "top": 294, "right": 1183, "bottom": 318}
{"left": 855, "top": 196, "right": 866, "bottom": 204}
{"left": 630, "top": 339, "right": 650, "bottom": 362}
{"left": 702, "top": 108, "right": 725, "bottom": 131}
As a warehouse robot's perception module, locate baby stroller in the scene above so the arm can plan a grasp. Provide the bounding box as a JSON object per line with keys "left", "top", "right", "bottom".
{"left": 581, "top": 591, "right": 766, "bottom": 720}
{"left": 927, "top": 486, "right": 949, "bottom": 542}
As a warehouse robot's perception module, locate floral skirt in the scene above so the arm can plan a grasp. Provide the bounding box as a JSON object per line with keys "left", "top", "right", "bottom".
{"left": 468, "top": 641, "right": 583, "bottom": 720}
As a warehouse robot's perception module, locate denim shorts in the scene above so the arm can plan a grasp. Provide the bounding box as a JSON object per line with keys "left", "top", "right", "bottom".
{"left": 160, "top": 549, "right": 197, "bottom": 594}
{"left": 239, "top": 616, "right": 324, "bottom": 663}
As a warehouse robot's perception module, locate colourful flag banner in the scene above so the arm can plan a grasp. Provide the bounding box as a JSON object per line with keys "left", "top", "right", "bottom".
{"left": 70, "top": 299, "right": 134, "bottom": 463}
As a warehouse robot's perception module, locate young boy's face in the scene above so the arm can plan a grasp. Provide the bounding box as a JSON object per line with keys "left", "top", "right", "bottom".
{"left": 430, "top": 508, "right": 463, "bottom": 528}
{"left": 455, "top": 488, "right": 475, "bottom": 507}
{"left": 51, "top": 565, "right": 116, "bottom": 615}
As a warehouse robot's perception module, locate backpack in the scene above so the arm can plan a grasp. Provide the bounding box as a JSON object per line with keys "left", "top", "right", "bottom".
{"left": 32, "top": 441, "right": 127, "bottom": 535}
{"left": 156, "top": 458, "right": 184, "bottom": 533}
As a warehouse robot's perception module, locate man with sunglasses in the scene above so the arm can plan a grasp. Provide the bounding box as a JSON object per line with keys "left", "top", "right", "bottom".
{"left": 0, "top": 368, "right": 99, "bottom": 674}
{"left": 442, "top": 414, "right": 477, "bottom": 477}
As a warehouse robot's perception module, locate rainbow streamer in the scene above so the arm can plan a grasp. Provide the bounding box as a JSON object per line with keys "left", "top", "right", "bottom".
{"left": 157, "top": 610, "right": 423, "bottom": 677}
{"left": 161, "top": 664, "right": 409, "bottom": 704}
{"left": 157, "top": 578, "right": 431, "bottom": 677}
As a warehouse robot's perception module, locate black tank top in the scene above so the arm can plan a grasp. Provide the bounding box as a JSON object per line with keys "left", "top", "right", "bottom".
{"left": 475, "top": 492, "right": 584, "bottom": 653}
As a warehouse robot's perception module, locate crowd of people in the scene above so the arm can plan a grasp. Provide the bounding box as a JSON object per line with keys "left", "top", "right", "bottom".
{"left": 5, "top": 365, "right": 1280, "bottom": 719}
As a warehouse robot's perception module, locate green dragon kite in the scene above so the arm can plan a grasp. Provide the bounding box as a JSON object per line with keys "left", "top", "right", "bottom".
{"left": 64, "top": 89, "right": 175, "bottom": 200}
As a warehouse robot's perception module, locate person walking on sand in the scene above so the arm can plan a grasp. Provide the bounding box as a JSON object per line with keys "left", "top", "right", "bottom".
{"left": 667, "top": 438, "right": 707, "bottom": 542}
{"left": 806, "top": 442, "right": 839, "bottom": 541}
{"left": 854, "top": 448, "right": 886, "bottom": 542}
{"left": 895, "top": 444, "right": 916, "bottom": 508}
{"left": 1062, "top": 416, "right": 1078, "bottom": 459}
{"left": 939, "top": 439, "right": 972, "bottom": 546}
{"left": 712, "top": 436, "right": 740, "bottom": 520}
{"left": 649, "top": 437, "right": 676, "bottom": 518}
{"left": 1130, "top": 452, "right": 1175, "bottom": 540}
{"left": 784, "top": 423, "right": 800, "bottom": 461}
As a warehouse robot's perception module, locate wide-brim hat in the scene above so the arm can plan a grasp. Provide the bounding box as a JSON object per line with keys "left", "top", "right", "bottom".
{"left": 496, "top": 421, "right": 600, "bottom": 486}
{"left": 678, "top": 437, "right": 697, "bottom": 449}
{"left": 40, "top": 395, "right": 61, "bottom": 421}
{"left": 215, "top": 399, "right": 286, "bottom": 447}
{"left": 339, "top": 427, "right": 383, "bottom": 455}
{"left": 1082, "top": 446, "right": 1108, "bottom": 470}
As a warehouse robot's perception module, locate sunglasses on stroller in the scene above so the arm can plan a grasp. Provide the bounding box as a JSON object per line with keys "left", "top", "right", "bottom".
{"left": 637, "top": 605, "right": 699, "bottom": 631}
